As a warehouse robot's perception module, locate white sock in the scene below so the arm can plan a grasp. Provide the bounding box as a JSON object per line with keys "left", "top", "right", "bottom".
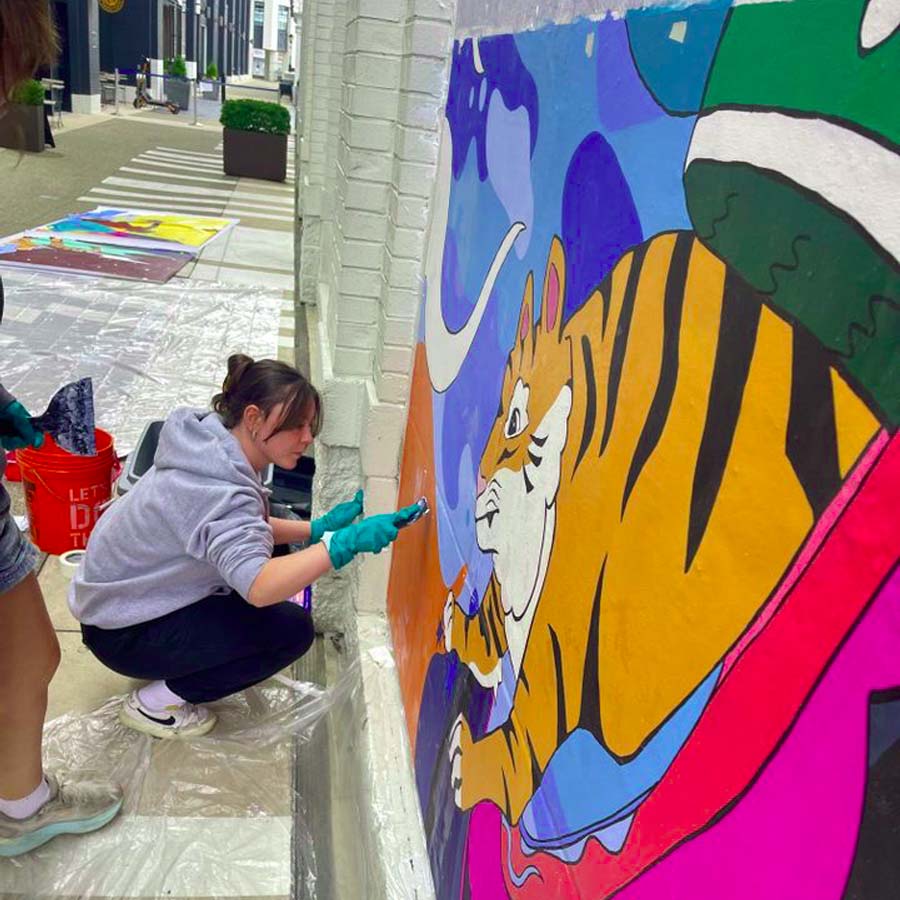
{"left": 0, "top": 776, "right": 52, "bottom": 820}
{"left": 137, "top": 680, "right": 186, "bottom": 711}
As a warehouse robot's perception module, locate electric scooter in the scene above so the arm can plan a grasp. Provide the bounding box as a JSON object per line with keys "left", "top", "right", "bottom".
{"left": 133, "top": 59, "right": 179, "bottom": 114}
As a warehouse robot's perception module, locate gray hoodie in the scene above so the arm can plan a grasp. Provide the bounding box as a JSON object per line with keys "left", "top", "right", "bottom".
{"left": 69, "top": 408, "right": 273, "bottom": 628}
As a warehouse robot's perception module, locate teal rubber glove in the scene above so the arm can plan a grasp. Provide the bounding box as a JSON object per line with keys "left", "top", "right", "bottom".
{"left": 0, "top": 400, "right": 44, "bottom": 451}
{"left": 393, "top": 501, "right": 425, "bottom": 528}
{"left": 310, "top": 489, "right": 364, "bottom": 544}
{"left": 326, "top": 513, "right": 398, "bottom": 570}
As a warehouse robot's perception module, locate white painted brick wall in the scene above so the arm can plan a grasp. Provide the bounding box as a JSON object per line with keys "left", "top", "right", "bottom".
{"left": 301, "top": 0, "right": 454, "bottom": 634}
{"left": 404, "top": 20, "right": 452, "bottom": 57}
{"left": 344, "top": 53, "right": 402, "bottom": 90}
{"left": 383, "top": 287, "right": 420, "bottom": 319}
{"left": 379, "top": 307, "right": 417, "bottom": 346}
{"left": 355, "top": 0, "right": 403, "bottom": 21}
{"left": 337, "top": 320, "right": 379, "bottom": 350}
{"left": 387, "top": 256, "right": 422, "bottom": 291}
{"left": 396, "top": 124, "right": 441, "bottom": 164}
{"left": 391, "top": 194, "right": 430, "bottom": 229}
{"left": 375, "top": 365, "right": 412, "bottom": 406}
{"left": 389, "top": 225, "right": 426, "bottom": 260}
{"left": 343, "top": 238, "right": 385, "bottom": 270}
{"left": 340, "top": 295, "right": 380, "bottom": 325}
{"left": 361, "top": 390, "right": 406, "bottom": 478}
{"left": 346, "top": 19, "right": 404, "bottom": 55}
{"left": 379, "top": 342, "right": 414, "bottom": 376}
{"left": 333, "top": 345, "right": 375, "bottom": 376}
{"left": 342, "top": 178, "right": 391, "bottom": 214}
{"left": 345, "top": 84, "right": 400, "bottom": 119}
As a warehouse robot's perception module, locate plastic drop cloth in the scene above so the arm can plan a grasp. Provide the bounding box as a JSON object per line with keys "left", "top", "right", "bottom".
{"left": 0, "top": 663, "right": 361, "bottom": 900}
{"left": 0, "top": 270, "right": 283, "bottom": 455}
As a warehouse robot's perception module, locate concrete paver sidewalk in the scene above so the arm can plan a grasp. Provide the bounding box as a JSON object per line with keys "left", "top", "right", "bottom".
{"left": 1, "top": 108, "right": 307, "bottom": 899}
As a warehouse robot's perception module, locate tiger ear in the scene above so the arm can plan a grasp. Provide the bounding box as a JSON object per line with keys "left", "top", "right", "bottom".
{"left": 515, "top": 272, "right": 535, "bottom": 354}
{"left": 540, "top": 236, "right": 566, "bottom": 340}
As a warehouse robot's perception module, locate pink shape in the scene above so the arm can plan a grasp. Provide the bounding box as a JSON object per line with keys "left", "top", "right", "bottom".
{"left": 520, "top": 307, "right": 530, "bottom": 341}
{"left": 546, "top": 264, "right": 560, "bottom": 331}
{"left": 467, "top": 803, "right": 515, "bottom": 900}
{"left": 615, "top": 565, "right": 900, "bottom": 900}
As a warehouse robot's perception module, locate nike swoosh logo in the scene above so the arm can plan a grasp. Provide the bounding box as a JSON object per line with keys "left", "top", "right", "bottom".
{"left": 137, "top": 708, "right": 176, "bottom": 726}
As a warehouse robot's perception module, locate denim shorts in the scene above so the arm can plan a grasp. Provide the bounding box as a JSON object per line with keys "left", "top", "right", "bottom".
{"left": 0, "top": 454, "right": 38, "bottom": 595}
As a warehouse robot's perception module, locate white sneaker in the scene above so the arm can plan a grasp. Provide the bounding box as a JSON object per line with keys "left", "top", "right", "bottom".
{"left": 0, "top": 774, "right": 122, "bottom": 857}
{"left": 119, "top": 690, "right": 217, "bottom": 739}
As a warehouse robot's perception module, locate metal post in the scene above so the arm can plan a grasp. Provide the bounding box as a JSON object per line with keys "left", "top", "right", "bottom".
{"left": 114, "top": 68, "right": 120, "bottom": 115}
{"left": 192, "top": 77, "right": 199, "bottom": 126}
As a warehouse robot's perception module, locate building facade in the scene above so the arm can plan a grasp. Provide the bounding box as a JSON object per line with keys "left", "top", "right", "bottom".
{"left": 44, "top": 0, "right": 101, "bottom": 113}
{"left": 98, "top": 0, "right": 251, "bottom": 83}
{"left": 250, "top": 0, "right": 297, "bottom": 80}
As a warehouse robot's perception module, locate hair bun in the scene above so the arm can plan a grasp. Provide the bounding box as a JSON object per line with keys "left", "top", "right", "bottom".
{"left": 224, "top": 353, "right": 254, "bottom": 393}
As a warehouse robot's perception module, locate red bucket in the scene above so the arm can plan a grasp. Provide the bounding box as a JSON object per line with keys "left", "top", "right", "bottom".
{"left": 4, "top": 450, "right": 20, "bottom": 482}
{"left": 18, "top": 430, "right": 120, "bottom": 555}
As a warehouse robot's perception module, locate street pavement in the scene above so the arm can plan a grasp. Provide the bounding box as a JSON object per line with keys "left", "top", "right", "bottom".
{"left": 0, "top": 96, "right": 306, "bottom": 900}
{"left": 0, "top": 115, "right": 295, "bottom": 235}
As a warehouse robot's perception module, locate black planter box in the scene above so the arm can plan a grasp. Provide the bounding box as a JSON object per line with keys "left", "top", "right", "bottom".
{"left": 0, "top": 104, "right": 44, "bottom": 153}
{"left": 166, "top": 77, "right": 191, "bottom": 110}
{"left": 223, "top": 127, "right": 287, "bottom": 182}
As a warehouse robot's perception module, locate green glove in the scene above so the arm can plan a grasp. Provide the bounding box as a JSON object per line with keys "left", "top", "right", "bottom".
{"left": 0, "top": 400, "right": 44, "bottom": 451}
{"left": 325, "top": 512, "right": 399, "bottom": 570}
{"left": 310, "top": 489, "right": 364, "bottom": 544}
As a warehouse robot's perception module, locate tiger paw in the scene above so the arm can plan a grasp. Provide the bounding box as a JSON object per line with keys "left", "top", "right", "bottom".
{"left": 449, "top": 713, "right": 473, "bottom": 810}
{"left": 442, "top": 591, "right": 455, "bottom": 654}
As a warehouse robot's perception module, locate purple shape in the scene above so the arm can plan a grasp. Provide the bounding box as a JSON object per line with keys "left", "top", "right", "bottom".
{"left": 595, "top": 19, "right": 664, "bottom": 132}
{"left": 446, "top": 35, "right": 539, "bottom": 181}
{"left": 486, "top": 94, "right": 534, "bottom": 257}
{"left": 560, "top": 132, "right": 642, "bottom": 321}
{"left": 415, "top": 651, "right": 496, "bottom": 900}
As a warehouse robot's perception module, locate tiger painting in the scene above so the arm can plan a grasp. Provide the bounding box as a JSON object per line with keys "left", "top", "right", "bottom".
{"left": 444, "top": 230, "right": 881, "bottom": 827}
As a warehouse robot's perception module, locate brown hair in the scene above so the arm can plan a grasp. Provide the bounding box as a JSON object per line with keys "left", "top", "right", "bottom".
{"left": 0, "top": 0, "right": 58, "bottom": 107}
{"left": 212, "top": 354, "right": 322, "bottom": 438}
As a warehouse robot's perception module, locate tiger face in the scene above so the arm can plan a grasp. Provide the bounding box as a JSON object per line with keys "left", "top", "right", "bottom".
{"left": 476, "top": 243, "right": 572, "bottom": 659}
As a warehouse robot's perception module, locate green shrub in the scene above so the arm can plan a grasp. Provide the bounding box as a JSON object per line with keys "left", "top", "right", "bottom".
{"left": 220, "top": 98, "right": 290, "bottom": 135}
{"left": 205, "top": 61, "right": 218, "bottom": 79}
{"left": 165, "top": 56, "right": 188, "bottom": 78}
{"left": 10, "top": 79, "right": 45, "bottom": 106}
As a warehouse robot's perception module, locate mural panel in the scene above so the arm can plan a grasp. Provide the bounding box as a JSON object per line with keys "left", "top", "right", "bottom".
{"left": 387, "top": 1, "right": 900, "bottom": 898}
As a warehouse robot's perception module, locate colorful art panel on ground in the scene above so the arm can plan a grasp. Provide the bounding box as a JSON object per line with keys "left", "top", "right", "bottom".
{"left": 29, "top": 207, "right": 236, "bottom": 253}
{"left": 386, "top": 2, "right": 900, "bottom": 899}
{"left": 0, "top": 233, "right": 194, "bottom": 283}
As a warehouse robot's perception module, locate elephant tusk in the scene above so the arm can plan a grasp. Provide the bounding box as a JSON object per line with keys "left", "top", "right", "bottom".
{"left": 424, "top": 120, "right": 526, "bottom": 392}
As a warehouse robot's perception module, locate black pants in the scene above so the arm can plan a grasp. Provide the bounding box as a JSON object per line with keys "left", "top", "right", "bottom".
{"left": 81, "top": 591, "right": 314, "bottom": 704}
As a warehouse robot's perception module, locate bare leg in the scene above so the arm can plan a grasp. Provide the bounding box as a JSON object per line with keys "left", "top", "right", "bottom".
{"left": 0, "top": 572, "right": 60, "bottom": 799}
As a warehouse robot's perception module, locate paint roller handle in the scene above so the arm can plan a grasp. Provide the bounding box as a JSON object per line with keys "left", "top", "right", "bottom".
{"left": 0, "top": 400, "right": 44, "bottom": 450}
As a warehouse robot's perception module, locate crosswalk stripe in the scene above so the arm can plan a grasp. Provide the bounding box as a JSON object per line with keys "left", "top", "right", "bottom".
{"left": 100, "top": 176, "right": 295, "bottom": 207}
{"left": 125, "top": 160, "right": 239, "bottom": 183}
{"left": 87, "top": 186, "right": 288, "bottom": 215}
{"left": 139, "top": 150, "right": 295, "bottom": 184}
{"left": 78, "top": 192, "right": 294, "bottom": 223}
{"left": 142, "top": 150, "right": 223, "bottom": 171}
{"left": 155, "top": 146, "right": 225, "bottom": 160}
{"left": 143, "top": 147, "right": 222, "bottom": 163}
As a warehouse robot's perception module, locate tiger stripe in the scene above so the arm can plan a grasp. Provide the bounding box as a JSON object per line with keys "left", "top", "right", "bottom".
{"left": 447, "top": 230, "right": 882, "bottom": 823}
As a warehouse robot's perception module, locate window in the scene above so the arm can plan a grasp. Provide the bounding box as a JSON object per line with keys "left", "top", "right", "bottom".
{"left": 277, "top": 5, "right": 288, "bottom": 52}
{"left": 253, "top": 1, "right": 264, "bottom": 47}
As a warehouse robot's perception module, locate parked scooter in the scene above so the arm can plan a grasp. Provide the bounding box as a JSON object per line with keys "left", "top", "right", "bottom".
{"left": 133, "top": 58, "right": 179, "bottom": 114}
